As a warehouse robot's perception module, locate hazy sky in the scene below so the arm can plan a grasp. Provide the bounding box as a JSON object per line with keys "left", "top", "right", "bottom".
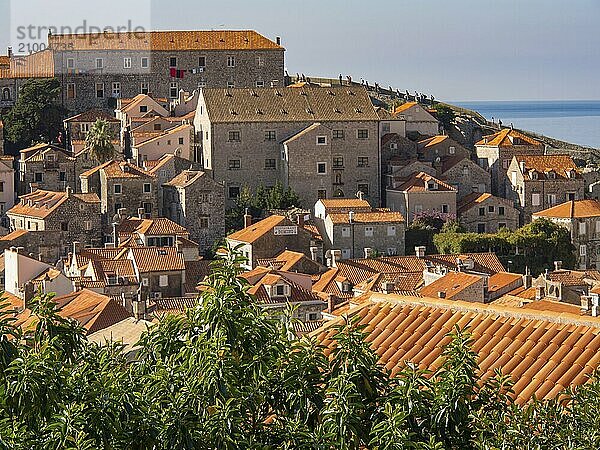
{"left": 1, "top": 0, "right": 599, "bottom": 101}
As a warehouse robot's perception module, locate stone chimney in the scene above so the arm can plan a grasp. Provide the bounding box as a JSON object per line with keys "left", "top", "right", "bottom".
{"left": 72, "top": 241, "right": 82, "bottom": 256}
{"left": 329, "top": 249, "right": 341, "bottom": 268}
{"left": 65, "top": 185, "right": 73, "bottom": 197}
{"left": 132, "top": 298, "right": 147, "bottom": 320}
{"left": 296, "top": 213, "right": 305, "bottom": 227}
{"left": 522, "top": 267, "right": 532, "bottom": 289}
{"left": 243, "top": 210, "right": 252, "bottom": 228}
{"left": 327, "top": 295, "right": 335, "bottom": 314}
{"left": 554, "top": 261, "right": 563, "bottom": 271}
{"left": 364, "top": 248, "right": 373, "bottom": 259}
{"left": 137, "top": 208, "right": 145, "bottom": 219}
{"left": 349, "top": 211, "right": 354, "bottom": 224}
{"left": 415, "top": 246, "right": 426, "bottom": 258}
{"left": 519, "top": 160, "right": 526, "bottom": 173}
{"left": 310, "top": 246, "right": 319, "bottom": 262}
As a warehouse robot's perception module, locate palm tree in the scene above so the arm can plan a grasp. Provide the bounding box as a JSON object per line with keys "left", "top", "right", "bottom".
{"left": 85, "top": 119, "right": 117, "bottom": 163}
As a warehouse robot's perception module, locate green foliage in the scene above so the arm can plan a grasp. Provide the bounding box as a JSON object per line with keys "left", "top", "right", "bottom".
{"left": 226, "top": 181, "right": 301, "bottom": 231}
{"left": 433, "top": 104, "right": 456, "bottom": 129}
{"left": 3, "top": 78, "right": 67, "bottom": 149}
{"left": 0, "top": 248, "right": 598, "bottom": 449}
{"left": 434, "top": 218, "right": 576, "bottom": 275}
{"left": 85, "top": 119, "right": 117, "bottom": 163}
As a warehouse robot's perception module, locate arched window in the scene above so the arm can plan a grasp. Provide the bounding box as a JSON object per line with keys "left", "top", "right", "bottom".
{"left": 334, "top": 189, "right": 344, "bottom": 197}
{"left": 1, "top": 88, "right": 11, "bottom": 101}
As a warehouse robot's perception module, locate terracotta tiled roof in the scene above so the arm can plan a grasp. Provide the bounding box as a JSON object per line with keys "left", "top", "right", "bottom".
{"left": 318, "top": 198, "right": 372, "bottom": 212}
{"left": 476, "top": 128, "right": 543, "bottom": 147}
{"left": 91, "top": 259, "right": 137, "bottom": 284}
{"left": 64, "top": 110, "right": 119, "bottom": 123}
{"left": 227, "top": 215, "right": 286, "bottom": 243}
{"left": 0, "top": 229, "right": 28, "bottom": 241}
{"left": 164, "top": 170, "right": 208, "bottom": 187}
{"left": 418, "top": 135, "right": 449, "bottom": 149}
{"left": 127, "top": 247, "right": 185, "bottom": 272}
{"left": 420, "top": 272, "right": 482, "bottom": 300}
{"left": 314, "top": 293, "right": 600, "bottom": 404}
{"left": 515, "top": 154, "right": 580, "bottom": 180}
{"left": 547, "top": 270, "right": 600, "bottom": 286}
{"left": 257, "top": 250, "right": 304, "bottom": 271}
{"left": 202, "top": 86, "right": 379, "bottom": 123}
{"left": 8, "top": 190, "right": 99, "bottom": 219}
{"left": 457, "top": 192, "right": 512, "bottom": 215}
{"left": 134, "top": 124, "right": 192, "bottom": 147}
{"left": 487, "top": 272, "right": 523, "bottom": 295}
{"left": 354, "top": 272, "right": 424, "bottom": 293}
{"left": 154, "top": 296, "right": 200, "bottom": 315}
{"left": 48, "top": 30, "right": 283, "bottom": 52}
{"left": 242, "top": 269, "right": 326, "bottom": 306}
{"left": 328, "top": 210, "right": 405, "bottom": 224}
{"left": 0, "top": 50, "right": 55, "bottom": 79}
{"left": 523, "top": 299, "right": 583, "bottom": 315}
{"left": 19, "top": 143, "right": 72, "bottom": 161}
{"left": 391, "top": 171, "right": 456, "bottom": 192}
{"left": 533, "top": 200, "right": 600, "bottom": 219}
{"left": 393, "top": 102, "right": 418, "bottom": 114}
{"left": 118, "top": 217, "right": 189, "bottom": 238}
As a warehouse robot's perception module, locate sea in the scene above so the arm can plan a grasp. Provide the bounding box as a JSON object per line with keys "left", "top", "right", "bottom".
{"left": 454, "top": 100, "right": 600, "bottom": 149}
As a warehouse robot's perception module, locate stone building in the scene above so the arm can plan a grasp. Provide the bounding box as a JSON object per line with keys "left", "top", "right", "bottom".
{"left": 314, "top": 198, "right": 406, "bottom": 259}
{"left": 0, "top": 49, "right": 55, "bottom": 109}
{"left": 475, "top": 128, "right": 544, "bottom": 197}
{"left": 417, "top": 135, "right": 470, "bottom": 163}
{"left": 46, "top": 30, "right": 284, "bottom": 113}
{"left": 18, "top": 143, "right": 76, "bottom": 195}
{"left": 195, "top": 86, "right": 381, "bottom": 208}
{"left": 132, "top": 123, "right": 195, "bottom": 162}
{"left": 6, "top": 188, "right": 102, "bottom": 253}
{"left": 63, "top": 109, "right": 121, "bottom": 154}
{"left": 507, "top": 154, "right": 585, "bottom": 224}
{"left": 386, "top": 172, "right": 457, "bottom": 223}
{"left": 533, "top": 200, "right": 600, "bottom": 270}
{"left": 163, "top": 170, "right": 225, "bottom": 251}
{"left": 392, "top": 102, "right": 439, "bottom": 137}
{"left": 127, "top": 246, "right": 186, "bottom": 300}
{"left": 457, "top": 193, "right": 519, "bottom": 233}
{"left": 0, "top": 156, "right": 15, "bottom": 225}
{"left": 438, "top": 156, "right": 491, "bottom": 200}
{"left": 80, "top": 160, "right": 159, "bottom": 225}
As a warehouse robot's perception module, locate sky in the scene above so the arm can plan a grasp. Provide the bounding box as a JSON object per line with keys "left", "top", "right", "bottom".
{"left": 0, "top": 0, "right": 599, "bottom": 101}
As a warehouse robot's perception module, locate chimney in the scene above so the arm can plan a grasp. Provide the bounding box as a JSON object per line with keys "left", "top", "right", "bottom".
{"left": 330, "top": 249, "right": 341, "bottom": 268}
{"left": 30, "top": 182, "right": 39, "bottom": 193}
{"left": 243, "top": 210, "right": 252, "bottom": 228}
{"left": 276, "top": 36, "right": 281, "bottom": 46}
{"left": 72, "top": 241, "right": 82, "bottom": 255}
{"left": 296, "top": 213, "right": 305, "bottom": 227}
{"left": 65, "top": 185, "right": 73, "bottom": 197}
{"left": 327, "top": 295, "right": 335, "bottom": 314}
{"left": 132, "top": 298, "right": 147, "bottom": 320}
{"left": 522, "top": 267, "right": 532, "bottom": 289}
{"left": 438, "top": 291, "right": 446, "bottom": 299}
{"left": 519, "top": 160, "right": 526, "bottom": 173}
{"left": 415, "top": 246, "right": 426, "bottom": 258}
{"left": 310, "top": 246, "right": 318, "bottom": 262}
{"left": 357, "top": 191, "right": 364, "bottom": 201}
{"left": 137, "top": 208, "right": 145, "bottom": 219}
{"left": 535, "top": 286, "right": 545, "bottom": 301}
{"left": 364, "top": 247, "right": 373, "bottom": 259}
{"left": 554, "top": 261, "right": 562, "bottom": 271}
{"left": 349, "top": 211, "right": 354, "bottom": 224}
{"left": 382, "top": 281, "right": 395, "bottom": 295}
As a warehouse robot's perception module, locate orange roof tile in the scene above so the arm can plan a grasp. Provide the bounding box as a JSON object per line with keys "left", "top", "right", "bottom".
{"left": 328, "top": 210, "right": 405, "bottom": 224}
{"left": 391, "top": 171, "right": 456, "bottom": 193}
{"left": 457, "top": 192, "right": 512, "bottom": 215}
{"left": 318, "top": 198, "right": 372, "bottom": 212}
{"left": 48, "top": 30, "right": 283, "bottom": 52}
{"left": 417, "top": 135, "right": 448, "bottom": 149}
{"left": 476, "top": 128, "right": 543, "bottom": 147}
{"left": 515, "top": 154, "right": 580, "bottom": 180}
{"left": 8, "top": 190, "right": 99, "bottom": 219}
{"left": 487, "top": 272, "right": 523, "bottom": 294}
{"left": 0, "top": 50, "right": 55, "bottom": 79}
{"left": 129, "top": 247, "right": 185, "bottom": 272}
{"left": 393, "top": 102, "right": 418, "bottom": 114}
{"left": 313, "top": 293, "right": 600, "bottom": 404}
{"left": 533, "top": 200, "right": 600, "bottom": 219}
{"left": 227, "top": 215, "right": 287, "bottom": 244}
{"left": 419, "top": 272, "right": 482, "bottom": 300}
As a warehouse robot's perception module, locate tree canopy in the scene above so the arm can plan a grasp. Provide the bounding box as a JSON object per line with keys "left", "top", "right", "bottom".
{"left": 1, "top": 248, "right": 600, "bottom": 449}
{"left": 2, "top": 78, "right": 67, "bottom": 150}
{"left": 433, "top": 218, "right": 577, "bottom": 275}
{"left": 85, "top": 119, "right": 117, "bottom": 163}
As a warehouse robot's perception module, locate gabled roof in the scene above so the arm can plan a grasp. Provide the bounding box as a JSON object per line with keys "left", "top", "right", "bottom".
{"left": 314, "top": 293, "right": 600, "bottom": 404}
{"left": 80, "top": 160, "right": 155, "bottom": 179}
{"left": 128, "top": 247, "right": 185, "bottom": 272}
{"left": 419, "top": 272, "right": 483, "bottom": 300}
{"left": 240, "top": 268, "right": 326, "bottom": 306}
{"left": 117, "top": 217, "right": 189, "bottom": 238}
{"left": 134, "top": 124, "right": 192, "bottom": 147}
{"left": 391, "top": 171, "right": 456, "bottom": 192}
{"left": 418, "top": 135, "right": 449, "bottom": 149}
{"left": 227, "top": 215, "right": 287, "bottom": 244}
{"left": 393, "top": 102, "right": 418, "bottom": 114}
{"left": 317, "top": 198, "right": 372, "bottom": 213}
{"left": 457, "top": 192, "right": 513, "bottom": 215}
{"left": 533, "top": 200, "right": 600, "bottom": 219}
{"left": 164, "top": 170, "right": 208, "bottom": 187}
{"left": 49, "top": 30, "right": 283, "bottom": 51}
{"left": 476, "top": 128, "right": 543, "bottom": 147}
{"left": 8, "top": 190, "right": 99, "bottom": 219}
{"left": 514, "top": 154, "right": 580, "bottom": 180}
{"left": 328, "top": 210, "right": 405, "bottom": 224}
{"left": 20, "top": 143, "right": 71, "bottom": 161}
{"left": 0, "top": 49, "right": 54, "bottom": 79}
{"left": 64, "top": 110, "right": 119, "bottom": 123}
{"left": 201, "top": 86, "right": 379, "bottom": 123}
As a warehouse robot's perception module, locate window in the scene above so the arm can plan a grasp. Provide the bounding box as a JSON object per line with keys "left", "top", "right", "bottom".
{"left": 463, "top": 166, "right": 469, "bottom": 177}
{"left": 67, "top": 83, "right": 76, "bottom": 99}
{"left": 264, "top": 159, "right": 276, "bottom": 170}
{"left": 579, "top": 222, "right": 587, "bottom": 235}
{"left": 580, "top": 244, "right": 587, "bottom": 256}
{"left": 140, "top": 82, "right": 149, "bottom": 95}
{"left": 143, "top": 202, "right": 152, "bottom": 214}
{"left": 34, "top": 172, "right": 43, "bottom": 182}
{"left": 382, "top": 123, "right": 391, "bottom": 134}
{"left": 307, "top": 312, "right": 319, "bottom": 321}
{"left": 502, "top": 159, "right": 511, "bottom": 169}
{"left": 548, "top": 194, "right": 557, "bottom": 205}
{"left": 114, "top": 203, "right": 122, "bottom": 213}
{"left": 358, "top": 183, "right": 369, "bottom": 196}
{"left": 197, "top": 217, "right": 209, "bottom": 228}
{"left": 596, "top": 220, "right": 600, "bottom": 234}
{"left": 61, "top": 222, "right": 69, "bottom": 232}
{"left": 357, "top": 157, "right": 369, "bottom": 167}
{"left": 59, "top": 172, "right": 66, "bottom": 182}
{"left": 479, "top": 207, "right": 485, "bottom": 216}
{"left": 316, "top": 136, "right": 327, "bottom": 145}
{"left": 143, "top": 183, "right": 151, "bottom": 193}
{"left": 66, "top": 58, "right": 74, "bottom": 69}
{"left": 95, "top": 83, "right": 104, "bottom": 98}
{"left": 123, "top": 57, "right": 132, "bottom": 69}
{"left": 142, "top": 278, "right": 149, "bottom": 286}
{"left": 498, "top": 206, "right": 505, "bottom": 216}
{"left": 153, "top": 123, "right": 161, "bottom": 131}
{"left": 198, "top": 56, "right": 206, "bottom": 67}
{"left": 341, "top": 227, "right": 351, "bottom": 238}
{"left": 357, "top": 129, "right": 369, "bottom": 139}
{"left": 228, "top": 131, "right": 241, "bottom": 142}
{"left": 567, "top": 192, "right": 576, "bottom": 201}
{"left": 141, "top": 57, "right": 149, "bottom": 69}
{"left": 325, "top": 128, "right": 342, "bottom": 142}
{"left": 229, "top": 186, "right": 240, "bottom": 198}
{"left": 227, "top": 80, "right": 235, "bottom": 89}
{"left": 333, "top": 156, "right": 344, "bottom": 168}
{"left": 170, "top": 82, "right": 178, "bottom": 98}
{"left": 442, "top": 204, "right": 449, "bottom": 214}
{"left": 364, "top": 226, "right": 374, "bottom": 237}
{"left": 159, "top": 275, "right": 169, "bottom": 287}
{"left": 387, "top": 225, "right": 396, "bottom": 236}
{"left": 488, "top": 206, "right": 495, "bottom": 213}
{"left": 84, "top": 220, "right": 92, "bottom": 231}
{"left": 264, "top": 130, "right": 276, "bottom": 141}
{"left": 228, "top": 159, "right": 241, "bottom": 170}
{"left": 387, "top": 248, "right": 397, "bottom": 256}
{"left": 317, "top": 162, "right": 327, "bottom": 174}
{"left": 317, "top": 189, "right": 327, "bottom": 199}
{"left": 114, "top": 184, "right": 122, "bottom": 194}
{"left": 169, "top": 57, "right": 177, "bottom": 68}
{"left": 257, "top": 56, "right": 265, "bottom": 67}
{"left": 449, "top": 146, "right": 456, "bottom": 155}
{"left": 0, "top": 182, "right": 4, "bottom": 193}
{"left": 477, "top": 223, "right": 486, "bottom": 233}
{"left": 112, "top": 82, "right": 121, "bottom": 98}
{"left": 532, "top": 193, "right": 541, "bottom": 206}
{"left": 95, "top": 58, "right": 103, "bottom": 69}
{"left": 178, "top": 137, "right": 184, "bottom": 145}
{"left": 256, "top": 80, "right": 265, "bottom": 88}
{"left": 341, "top": 249, "right": 351, "bottom": 259}
{"left": 80, "top": 123, "right": 90, "bottom": 133}
{"left": 227, "top": 56, "right": 235, "bottom": 67}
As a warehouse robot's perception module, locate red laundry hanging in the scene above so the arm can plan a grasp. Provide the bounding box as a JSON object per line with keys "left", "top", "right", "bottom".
{"left": 170, "top": 68, "right": 177, "bottom": 77}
